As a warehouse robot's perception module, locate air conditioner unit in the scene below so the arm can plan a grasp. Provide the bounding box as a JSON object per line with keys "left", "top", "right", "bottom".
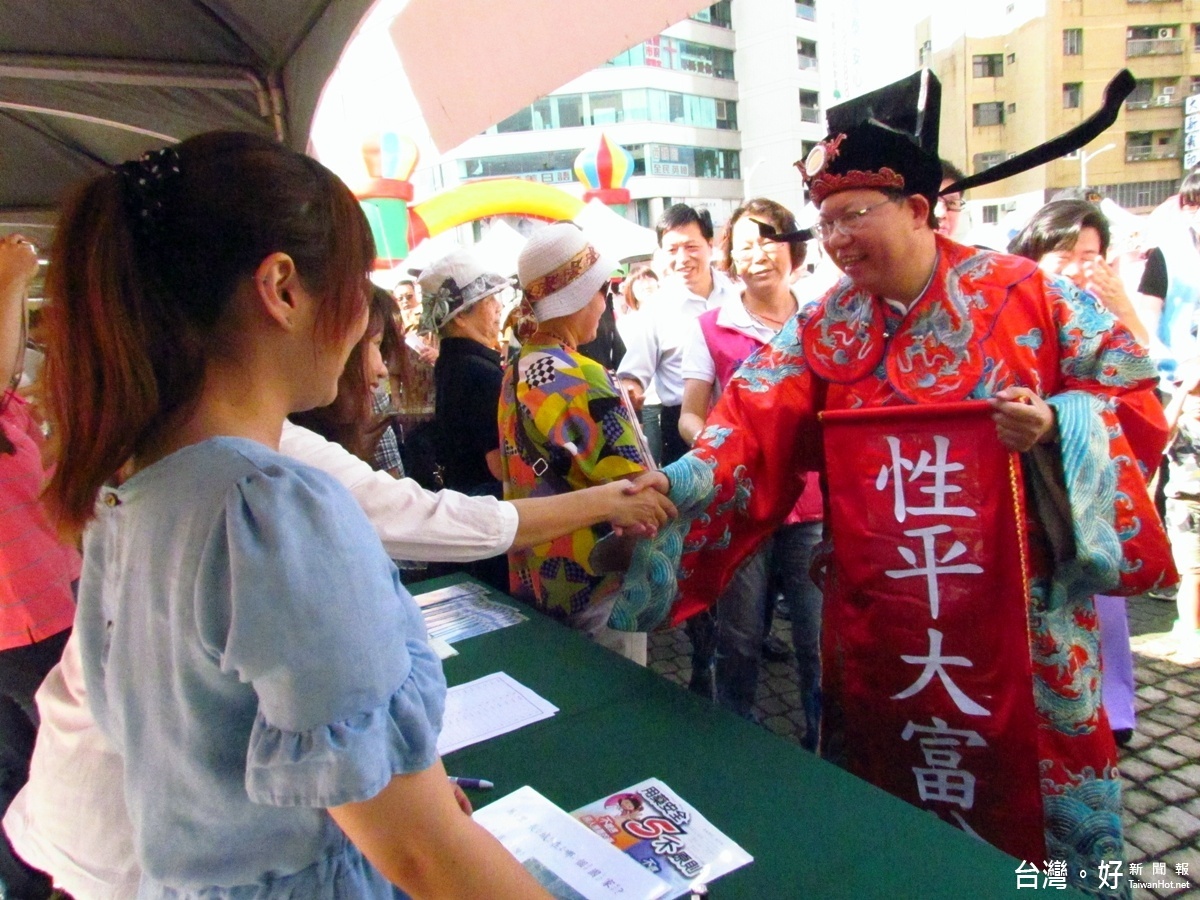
{"left": 1163, "top": 85, "right": 1177, "bottom": 95}
{"left": 1158, "top": 27, "right": 1173, "bottom": 40}
{"left": 1001, "top": 201, "right": 1018, "bottom": 213}
{"left": 1157, "top": 95, "right": 1174, "bottom": 106}
{"left": 715, "top": 100, "right": 728, "bottom": 120}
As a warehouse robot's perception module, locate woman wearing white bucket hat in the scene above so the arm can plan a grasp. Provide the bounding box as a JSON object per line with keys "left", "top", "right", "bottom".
{"left": 501, "top": 224, "right": 659, "bottom": 661}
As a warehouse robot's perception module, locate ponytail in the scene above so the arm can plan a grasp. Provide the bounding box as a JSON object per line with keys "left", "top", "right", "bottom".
{"left": 40, "top": 131, "right": 374, "bottom": 538}
{"left": 40, "top": 173, "right": 188, "bottom": 538}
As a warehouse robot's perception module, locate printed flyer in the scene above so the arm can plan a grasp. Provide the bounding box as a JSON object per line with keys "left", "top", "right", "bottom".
{"left": 572, "top": 778, "right": 752, "bottom": 898}
{"left": 474, "top": 786, "right": 669, "bottom": 900}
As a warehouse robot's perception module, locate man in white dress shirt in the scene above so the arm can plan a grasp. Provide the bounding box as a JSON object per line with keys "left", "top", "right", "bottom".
{"left": 616, "top": 204, "right": 739, "bottom": 466}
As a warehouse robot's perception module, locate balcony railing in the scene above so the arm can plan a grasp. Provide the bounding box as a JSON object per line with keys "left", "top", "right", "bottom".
{"left": 1127, "top": 143, "right": 1181, "bottom": 161}
{"left": 799, "top": 106, "right": 820, "bottom": 123}
{"left": 1126, "top": 96, "right": 1183, "bottom": 109}
{"left": 798, "top": 55, "right": 818, "bottom": 70}
{"left": 1127, "top": 37, "right": 1185, "bottom": 56}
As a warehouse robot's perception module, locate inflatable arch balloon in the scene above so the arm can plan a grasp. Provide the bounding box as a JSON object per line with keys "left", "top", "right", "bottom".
{"left": 407, "top": 180, "right": 585, "bottom": 249}
{"left": 357, "top": 132, "right": 641, "bottom": 269}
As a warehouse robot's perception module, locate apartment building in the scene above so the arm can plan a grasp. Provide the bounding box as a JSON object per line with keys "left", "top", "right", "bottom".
{"left": 429, "top": 0, "right": 909, "bottom": 228}
{"left": 437, "top": 2, "right": 741, "bottom": 229}
{"left": 918, "top": 0, "right": 1196, "bottom": 225}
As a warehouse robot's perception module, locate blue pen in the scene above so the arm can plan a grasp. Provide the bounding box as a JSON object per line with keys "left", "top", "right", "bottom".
{"left": 448, "top": 776, "right": 494, "bottom": 790}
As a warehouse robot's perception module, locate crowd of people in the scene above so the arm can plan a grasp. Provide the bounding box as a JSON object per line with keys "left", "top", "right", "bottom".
{"left": 2, "top": 69, "right": 1200, "bottom": 900}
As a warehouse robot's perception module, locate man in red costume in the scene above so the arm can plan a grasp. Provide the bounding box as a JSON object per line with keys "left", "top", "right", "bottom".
{"left": 616, "top": 79, "right": 1174, "bottom": 898}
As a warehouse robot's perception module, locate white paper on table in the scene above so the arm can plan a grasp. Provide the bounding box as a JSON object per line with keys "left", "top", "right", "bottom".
{"left": 437, "top": 672, "right": 559, "bottom": 755}
{"left": 474, "top": 786, "right": 669, "bottom": 900}
{"left": 413, "top": 581, "right": 490, "bottom": 608}
{"left": 427, "top": 636, "right": 458, "bottom": 660}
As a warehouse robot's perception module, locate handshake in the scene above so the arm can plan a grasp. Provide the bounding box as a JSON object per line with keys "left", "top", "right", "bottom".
{"left": 604, "top": 471, "right": 675, "bottom": 539}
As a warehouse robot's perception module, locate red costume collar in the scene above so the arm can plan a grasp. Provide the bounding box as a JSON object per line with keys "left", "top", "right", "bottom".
{"left": 801, "top": 236, "right": 1037, "bottom": 402}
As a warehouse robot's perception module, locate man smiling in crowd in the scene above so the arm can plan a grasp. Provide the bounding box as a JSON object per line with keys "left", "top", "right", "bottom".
{"left": 616, "top": 204, "right": 739, "bottom": 467}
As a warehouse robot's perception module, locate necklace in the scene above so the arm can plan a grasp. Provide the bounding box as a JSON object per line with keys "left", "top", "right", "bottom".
{"left": 744, "top": 298, "right": 797, "bottom": 331}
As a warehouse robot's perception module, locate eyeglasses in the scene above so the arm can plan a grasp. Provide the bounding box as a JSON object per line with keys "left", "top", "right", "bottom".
{"left": 732, "top": 238, "right": 782, "bottom": 258}
{"left": 813, "top": 198, "right": 897, "bottom": 241}
{"left": 938, "top": 198, "right": 966, "bottom": 212}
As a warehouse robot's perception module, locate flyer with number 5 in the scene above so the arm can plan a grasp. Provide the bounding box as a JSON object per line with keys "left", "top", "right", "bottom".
{"left": 572, "top": 778, "right": 752, "bottom": 899}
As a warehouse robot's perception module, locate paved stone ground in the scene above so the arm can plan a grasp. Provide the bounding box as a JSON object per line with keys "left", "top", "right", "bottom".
{"left": 648, "top": 593, "right": 1200, "bottom": 899}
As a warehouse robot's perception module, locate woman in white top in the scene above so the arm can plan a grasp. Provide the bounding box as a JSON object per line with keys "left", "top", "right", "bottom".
{"left": 614, "top": 266, "right": 663, "bottom": 463}
{"left": 4, "top": 134, "right": 672, "bottom": 900}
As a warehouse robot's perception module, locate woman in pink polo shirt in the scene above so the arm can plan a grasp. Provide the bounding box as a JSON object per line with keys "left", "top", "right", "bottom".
{"left": 677, "top": 198, "right": 824, "bottom": 745}
{"left": 0, "top": 233, "right": 78, "bottom": 899}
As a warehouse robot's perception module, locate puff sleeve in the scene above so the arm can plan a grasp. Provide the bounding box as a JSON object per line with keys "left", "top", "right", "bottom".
{"left": 193, "top": 462, "right": 446, "bottom": 808}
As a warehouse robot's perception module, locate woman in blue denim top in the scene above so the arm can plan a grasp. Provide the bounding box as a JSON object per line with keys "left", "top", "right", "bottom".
{"left": 36, "top": 131, "right": 550, "bottom": 900}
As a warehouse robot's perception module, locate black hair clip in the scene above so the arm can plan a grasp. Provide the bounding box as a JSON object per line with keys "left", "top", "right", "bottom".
{"left": 117, "top": 146, "right": 182, "bottom": 239}
{"left": 754, "top": 219, "right": 813, "bottom": 244}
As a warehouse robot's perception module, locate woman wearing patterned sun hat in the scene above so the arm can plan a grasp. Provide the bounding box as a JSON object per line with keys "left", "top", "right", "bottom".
{"left": 500, "top": 223, "right": 660, "bottom": 662}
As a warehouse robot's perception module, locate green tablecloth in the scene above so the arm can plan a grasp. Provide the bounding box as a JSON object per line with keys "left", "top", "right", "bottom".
{"left": 416, "top": 574, "right": 1064, "bottom": 899}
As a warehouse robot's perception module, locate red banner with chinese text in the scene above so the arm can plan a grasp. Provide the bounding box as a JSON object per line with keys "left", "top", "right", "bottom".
{"left": 820, "top": 401, "right": 1044, "bottom": 863}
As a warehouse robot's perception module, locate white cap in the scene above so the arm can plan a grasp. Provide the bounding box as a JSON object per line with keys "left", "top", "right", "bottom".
{"left": 418, "top": 248, "right": 509, "bottom": 332}
{"left": 517, "top": 223, "right": 616, "bottom": 322}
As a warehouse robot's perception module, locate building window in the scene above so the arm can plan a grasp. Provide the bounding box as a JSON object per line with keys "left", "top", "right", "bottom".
{"left": 796, "top": 0, "right": 816, "bottom": 20}
{"left": 1127, "top": 79, "right": 1180, "bottom": 109}
{"left": 973, "top": 54, "right": 1003, "bottom": 78}
{"left": 797, "top": 39, "right": 818, "bottom": 70}
{"left": 1191, "top": 75, "right": 1200, "bottom": 96}
{"left": 1007, "top": 102, "right": 1017, "bottom": 115}
{"left": 641, "top": 143, "right": 741, "bottom": 179}
{"left": 1089, "top": 180, "right": 1178, "bottom": 210}
{"left": 973, "top": 102, "right": 1005, "bottom": 127}
{"left": 1127, "top": 79, "right": 1155, "bottom": 109}
{"left": 458, "top": 149, "right": 582, "bottom": 182}
{"left": 1063, "top": 28, "right": 1082, "bottom": 55}
{"left": 1126, "top": 130, "right": 1182, "bottom": 162}
{"left": 1006, "top": 52, "right": 1016, "bottom": 64}
{"left": 490, "top": 89, "right": 738, "bottom": 134}
{"left": 799, "top": 90, "right": 820, "bottom": 123}
{"left": 1063, "top": 82, "right": 1082, "bottom": 109}
{"left": 1127, "top": 25, "right": 1183, "bottom": 58}
{"left": 973, "top": 151, "right": 1007, "bottom": 172}
{"left": 981, "top": 205, "right": 999, "bottom": 225}
{"left": 557, "top": 94, "right": 583, "bottom": 128}
{"left": 608, "top": 37, "right": 734, "bottom": 79}
{"left": 690, "top": 0, "right": 732, "bottom": 28}
{"left": 461, "top": 144, "right": 742, "bottom": 183}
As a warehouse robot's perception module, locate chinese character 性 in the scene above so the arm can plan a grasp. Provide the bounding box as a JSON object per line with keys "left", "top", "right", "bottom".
{"left": 893, "top": 628, "right": 992, "bottom": 716}
{"left": 876, "top": 435, "right": 975, "bottom": 523}
{"left": 885, "top": 524, "right": 983, "bottom": 619}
